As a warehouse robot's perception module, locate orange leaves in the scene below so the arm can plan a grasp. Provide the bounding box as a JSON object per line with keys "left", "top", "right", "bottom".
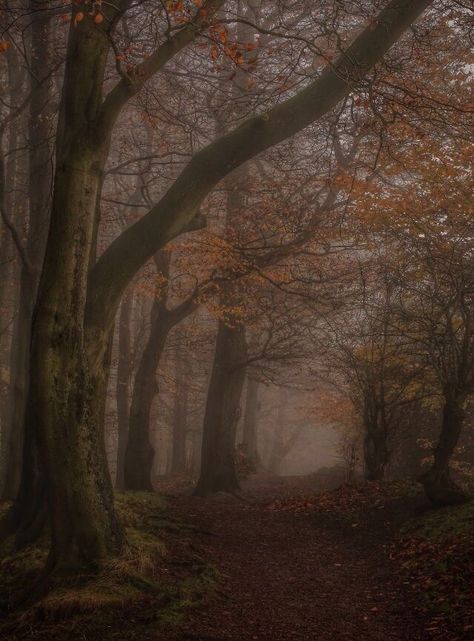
{"left": 207, "top": 25, "right": 255, "bottom": 69}
{"left": 0, "top": 41, "right": 11, "bottom": 53}
{"left": 73, "top": 1, "right": 104, "bottom": 27}
{"left": 73, "top": 11, "right": 84, "bottom": 26}
{"left": 211, "top": 24, "right": 228, "bottom": 44}
{"left": 165, "top": 0, "right": 184, "bottom": 12}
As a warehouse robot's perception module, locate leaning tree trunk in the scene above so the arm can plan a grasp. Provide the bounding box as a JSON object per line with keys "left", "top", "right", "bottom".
{"left": 123, "top": 248, "right": 198, "bottom": 490}
{"left": 124, "top": 300, "right": 172, "bottom": 491}
{"left": 241, "top": 376, "right": 262, "bottom": 473}
{"left": 419, "top": 397, "right": 469, "bottom": 506}
{"left": 194, "top": 321, "right": 247, "bottom": 496}
{"left": 2, "top": 3, "right": 52, "bottom": 500}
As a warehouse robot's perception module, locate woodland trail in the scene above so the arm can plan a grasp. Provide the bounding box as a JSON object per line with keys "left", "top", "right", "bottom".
{"left": 163, "top": 474, "right": 425, "bottom": 641}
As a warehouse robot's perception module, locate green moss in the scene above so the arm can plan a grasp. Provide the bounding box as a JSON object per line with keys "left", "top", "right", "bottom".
{"left": 115, "top": 491, "right": 167, "bottom": 528}
{"left": 158, "top": 563, "right": 219, "bottom": 628}
{"left": 0, "top": 492, "right": 217, "bottom": 640}
{"left": 401, "top": 499, "right": 474, "bottom": 541}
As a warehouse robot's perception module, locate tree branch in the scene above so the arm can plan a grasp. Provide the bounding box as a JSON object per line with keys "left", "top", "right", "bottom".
{"left": 87, "top": 0, "right": 434, "bottom": 338}
{"left": 98, "top": 0, "right": 225, "bottom": 129}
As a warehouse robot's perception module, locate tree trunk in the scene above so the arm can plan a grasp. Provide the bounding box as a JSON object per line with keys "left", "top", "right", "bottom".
{"left": 419, "top": 397, "right": 469, "bottom": 506}
{"left": 2, "top": 3, "right": 52, "bottom": 499}
{"left": 124, "top": 247, "right": 198, "bottom": 490}
{"left": 363, "top": 396, "right": 389, "bottom": 481}
{"left": 5, "top": 17, "right": 123, "bottom": 572}
{"left": 268, "top": 392, "right": 302, "bottom": 475}
{"left": 115, "top": 292, "right": 133, "bottom": 490}
{"left": 194, "top": 321, "right": 247, "bottom": 496}
{"left": 241, "top": 376, "right": 261, "bottom": 473}
{"left": 0, "top": 21, "right": 26, "bottom": 485}
{"left": 124, "top": 300, "right": 171, "bottom": 491}
{"left": 171, "top": 354, "right": 189, "bottom": 475}
{"left": 363, "top": 423, "right": 389, "bottom": 481}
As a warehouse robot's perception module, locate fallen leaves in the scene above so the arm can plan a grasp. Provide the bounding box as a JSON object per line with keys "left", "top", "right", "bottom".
{"left": 395, "top": 530, "right": 474, "bottom": 641}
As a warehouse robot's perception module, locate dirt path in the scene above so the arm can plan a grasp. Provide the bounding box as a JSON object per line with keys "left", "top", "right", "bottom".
{"left": 165, "top": 475, "right": 424, "bottom": 641}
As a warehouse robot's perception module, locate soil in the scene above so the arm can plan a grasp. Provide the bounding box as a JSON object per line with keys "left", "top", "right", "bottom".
{"left": 158, "top": 473, "right": 428, "bottom": 641}
{"left": 0, "top": 474, "right": 434, "bottom": 641}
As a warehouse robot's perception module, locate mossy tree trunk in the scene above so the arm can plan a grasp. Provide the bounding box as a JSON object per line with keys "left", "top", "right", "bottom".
{"left": 6, "top": 15, "right": 124, "bottom": 571}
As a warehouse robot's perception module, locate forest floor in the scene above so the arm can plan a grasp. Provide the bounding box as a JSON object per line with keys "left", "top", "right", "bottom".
{"left": 0, "top": 474, "right": 472, "bottom": 641}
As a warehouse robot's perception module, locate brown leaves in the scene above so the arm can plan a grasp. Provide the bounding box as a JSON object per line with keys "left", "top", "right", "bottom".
{"left": 396, "top": 530, "right": 474, "bottom": 641}
{"left": 0, "top": 41, "right": 11, "bottom": 53}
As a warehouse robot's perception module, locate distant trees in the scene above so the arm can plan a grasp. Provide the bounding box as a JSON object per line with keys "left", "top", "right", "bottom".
{"left": 124, "top": 251, "right": 198, "bottom": 491}
{"left": 392, "top": 218, "right": 474, "bottom": 504}
{"left": 322, "top": 272, "right": 427, "bottom": 481}
{"left": 330, "top": 124, "right": 474, "bottom": 498}
{"left": 241, "top": 376, "right": 262, "bottom": 473}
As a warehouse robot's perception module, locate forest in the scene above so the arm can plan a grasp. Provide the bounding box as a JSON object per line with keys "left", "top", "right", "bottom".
{"left": 0, "top": 0, "right": 473, "bottom": 639}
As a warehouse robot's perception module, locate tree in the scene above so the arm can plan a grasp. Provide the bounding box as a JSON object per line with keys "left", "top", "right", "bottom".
{"left": 395, "top": 218, "right": 474, "bottom": 505}
{"left": 4, "top": 0, "right": 435, "bottom": 572}
{"left": 241, "top": 376, "right": 262, "bottom": 473}
{"left": 352, "top": 127, "right": 474, "bottom": 502}
{"left": 124, "top": 252, "right": 198, "bottom": 490}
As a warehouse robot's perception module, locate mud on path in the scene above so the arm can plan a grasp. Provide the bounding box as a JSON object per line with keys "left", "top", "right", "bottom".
{"left": 161, "top": 474, "right": 425, "bottom": 641}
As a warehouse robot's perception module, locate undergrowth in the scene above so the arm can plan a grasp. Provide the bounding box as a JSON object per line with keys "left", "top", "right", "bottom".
{"left": 0, "top": 492, "right": 217, "bottom": 640}
{"left": 397, "top": 499, "right": 474, "bottom": 641}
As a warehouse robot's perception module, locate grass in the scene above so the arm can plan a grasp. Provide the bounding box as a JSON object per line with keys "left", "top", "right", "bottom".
{"left": 401, "top": 496, "right": 474, "bottom": 540}
{"left": 0, "top": 492, "right": 217, "bottom": 641}
{"left": 396, "top": 492, "right": 473, "bottom": 641}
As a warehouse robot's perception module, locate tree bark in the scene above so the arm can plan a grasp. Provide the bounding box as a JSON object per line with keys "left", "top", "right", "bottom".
{"left": 2, "top": 2, "right": 52, "bottom": 500}
{"left": 363, "top": 403, "right": 389, "bottom": 481}
{"left": 124, "top": 299, "right": 171, "bottom": 491}
{"left": 171, "top": 353, "right": 189, "bottom": 475}
{"left": 0, "top": 17, "right": 27, "bottom": 485}
{"left": 419, "top": 397, "right": 469, "bottom": 506}
{"left": 194, "top": 321, "right": 247, "bottom": 496}
{"left": 9, "top": 16, "right": 123, "bottom": 572}
{"left": 115, "top": 292, "right": 133, "bottom": 490}
{"left": 268, "top": 392, "right": 302, "bottom": 474}
{"left": 241, "top": 376, "right": 261, "bottom": 473}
